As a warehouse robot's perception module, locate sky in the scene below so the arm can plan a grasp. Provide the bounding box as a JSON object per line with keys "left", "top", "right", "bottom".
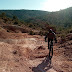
{"left": 0, "top": 0, "right": 72, "bottom": 12}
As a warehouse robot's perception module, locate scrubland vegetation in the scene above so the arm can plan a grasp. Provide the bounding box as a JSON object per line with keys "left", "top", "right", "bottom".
{"left": 0, "top": 7, "right": 72, "bottom": 37}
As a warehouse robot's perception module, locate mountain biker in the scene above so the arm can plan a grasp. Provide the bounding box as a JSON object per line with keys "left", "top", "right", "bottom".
{"left": 45, "top": 29, "right": 57, "bottom": 56}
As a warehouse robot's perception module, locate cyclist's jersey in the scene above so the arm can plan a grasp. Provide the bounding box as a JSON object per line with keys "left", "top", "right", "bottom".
{"left": 46, "top": 32, "right": 55, "bottom": 40}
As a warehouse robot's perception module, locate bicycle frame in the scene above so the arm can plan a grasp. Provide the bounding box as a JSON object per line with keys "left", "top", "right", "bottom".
{"left": 49, "top": 41, "right": 53, "bottom": 59}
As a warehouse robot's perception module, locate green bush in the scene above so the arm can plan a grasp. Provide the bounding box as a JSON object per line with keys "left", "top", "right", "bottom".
{"left": 39, "top": 31, "right": 44, "bottom": 36}
{"left": 14, "top": 21, "right": 18, "bottom": 25}
{"left": 39, "top": 31, "right": 47, "bottom": 36}
{"left": 29, "top": 31, "right": 35, "bottom": 35}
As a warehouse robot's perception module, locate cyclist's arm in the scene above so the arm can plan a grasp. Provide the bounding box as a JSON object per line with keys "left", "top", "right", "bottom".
{"left": 54, "top": 37, "right": 57, "bottom": 43}
{"left": 53, "top": 32, "right": 57, "bottom": 43}
{"left": 45, "top": 33, "right": 48, "bottom": 42}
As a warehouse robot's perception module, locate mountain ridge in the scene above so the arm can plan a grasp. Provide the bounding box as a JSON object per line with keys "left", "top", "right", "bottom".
{"left": 0, "top": 7, "right": 72, "bottom": 28}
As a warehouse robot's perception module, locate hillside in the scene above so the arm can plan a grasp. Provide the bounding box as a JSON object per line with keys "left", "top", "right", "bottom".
{"left": 0, "top": 10, "right": 49, "bottom": 20}
{"left": 0, "top": 7, "right": 72, "bottom": 28}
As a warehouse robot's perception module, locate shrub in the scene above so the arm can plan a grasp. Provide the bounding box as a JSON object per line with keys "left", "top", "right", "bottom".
{"left": 39, "top": 31, "right": 44, "bottom": 36}
{"left": 60, "top": 34, "right": 66, "bottom": 44}
{"left": 39, "top": 31, "right": 47, "bottom": 36}
{"left": 14, "top": 21, "right": 18, "bottom": 25}
{"left": 29, "top": 31, "right": 35, "bottom": 35}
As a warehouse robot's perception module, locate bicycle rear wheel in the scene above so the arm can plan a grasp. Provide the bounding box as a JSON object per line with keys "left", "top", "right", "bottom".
{"left": 49, "top": 41, "right": 53, "bottom": 58}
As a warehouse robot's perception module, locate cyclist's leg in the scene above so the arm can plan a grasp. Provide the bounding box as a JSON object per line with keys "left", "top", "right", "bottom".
{"left": 49, "top": 39, "right": 52, "bottom": 58}
{"left": 48, "top": 39, "right": 51, "bottom": 57}
{"left": 48, "top": 38, "right": 50, "bottom": 49}
{"left": 52, "top": 47, "right": 53, "bottom": 56}
{"left": 49, "top": 50, "right": 50, "bottom": 57}
{"left": 50, "top": 40, "right": 52, "bottom": 51}
{"left": 51, "top": 40, "right": 53, "bottom": 56}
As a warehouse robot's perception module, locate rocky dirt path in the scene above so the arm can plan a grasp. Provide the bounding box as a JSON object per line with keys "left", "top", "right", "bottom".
{"left": 29, "top": 56, "right": 57, "bottom": 72}
{"left": 0, "top": 32, "right": 72, "bottom": 72}
{"left": 28, "top": 45, "right": 58, "bottom": 72}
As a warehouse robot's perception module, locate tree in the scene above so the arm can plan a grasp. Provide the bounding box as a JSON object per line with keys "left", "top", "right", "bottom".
{"left": 13, "top": 16, "right": 18, "bottom": 20}
{"left": 0, "top": 12, "right": 6, "bottom": 19}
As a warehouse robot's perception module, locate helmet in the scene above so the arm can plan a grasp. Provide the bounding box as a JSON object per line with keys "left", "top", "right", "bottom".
{"left": 49, "top": 29, "right": 53, "bottom": 33}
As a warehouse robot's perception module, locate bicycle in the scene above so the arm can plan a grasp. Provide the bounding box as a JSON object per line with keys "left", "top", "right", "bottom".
{"left": 49, "top": 40, "right": 53, "bottom": 60}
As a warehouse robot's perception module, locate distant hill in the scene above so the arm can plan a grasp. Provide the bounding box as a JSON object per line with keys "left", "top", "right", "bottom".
{"left": 0, "top": 10, "right": 49, "bottom": 20}
{"left": 0, "top": 7, "right": 72, "bottom": 28}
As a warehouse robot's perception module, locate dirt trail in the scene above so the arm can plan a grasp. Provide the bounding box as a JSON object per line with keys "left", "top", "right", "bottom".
{"left": 30, "top": 56, "right": 57, "bottom": 72}
{"left": 0, "top": 32, "right": 72, "bottom": 72}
